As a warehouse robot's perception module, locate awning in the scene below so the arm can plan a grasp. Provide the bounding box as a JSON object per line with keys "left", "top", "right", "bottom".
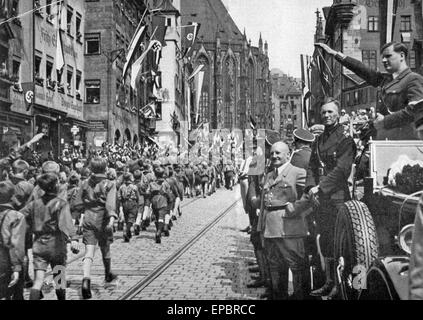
{"left": 68, "top": 117, "right": 89, "bottom": 128}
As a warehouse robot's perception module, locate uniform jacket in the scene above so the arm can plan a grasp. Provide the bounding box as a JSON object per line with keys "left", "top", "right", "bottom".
{"left": 257, "top": 163, "right": 307, "bottom": 238}
{"left": 291, "top": 146, "right": 312, "bottom": 171}
{"left": 135, "top": 175, "right": 150, "bottom": 208}
{"left": 337, "top": 56, "right": 423, "bottom": 140}
{"left": 0, "top": 204, "right": 26, "bottom": 273}
{"left": 21, "top": 194, "right": 76, "bottom": 241}
{"left": 118, "top": 182, "right": 139, "bottom": 203}
{"left": 149, "top": 178, "right": 172, "bottom": 211}
{"left": 410, "top": 195, "right": 423, "bottom": 299}
{"left": 184, "top": 167, "right": 195, "bottom": 183}
{"left": 72, "top": 174, "right": 117, "bottom": 228}
{"left": 306, "top": 123, "right": 356, "bottom": 199}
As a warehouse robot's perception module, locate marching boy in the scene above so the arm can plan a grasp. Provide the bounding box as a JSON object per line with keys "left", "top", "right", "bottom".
{"left": 0, "top": 181, "right": 26, "bottom": 300}
{"left": 118, "top": 172, "right": 140, "bottom": 242}
{"left": 21, "top": 173, "right": 79, "bottom": 300}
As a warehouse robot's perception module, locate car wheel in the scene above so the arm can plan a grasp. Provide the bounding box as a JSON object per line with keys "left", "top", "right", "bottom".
{"left": 334, "top": 200, "right": 379, "bottom": 300}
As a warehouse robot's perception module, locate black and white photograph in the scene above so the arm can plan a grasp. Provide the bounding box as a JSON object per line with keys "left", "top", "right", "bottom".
{"left": 1, "top": 0, "right": 423, "bottom": 307}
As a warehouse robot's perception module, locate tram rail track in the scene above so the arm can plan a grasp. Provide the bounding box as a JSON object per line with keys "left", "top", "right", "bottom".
{"left": 118, "top": 197, "right": 241, "bottom": 300}
{"left": 43, "top": 196, "right": 204, "bottom": 278}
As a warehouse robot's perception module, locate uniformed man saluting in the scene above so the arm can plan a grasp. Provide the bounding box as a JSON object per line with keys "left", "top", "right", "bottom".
{"left": 315, "top": 42, "right": 423, "bottom": 140}
{"left": 305, "top": 97, "right": 356, "bottom": 299}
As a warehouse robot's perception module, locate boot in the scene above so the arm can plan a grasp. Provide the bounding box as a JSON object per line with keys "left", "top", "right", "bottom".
{"left": 23, "top": 259, "right": 33, "bottom": 289}
{"left": 81, "top": 278, "right": 92, "bottom": 299}
{"left": 141, "top": 220, "right": 147, "bottom": 231}
{"left": 124, "top": 223, "right": 132, "bottom": 242}
{"left": 155, "top": 222, "right": 164, "bottom": 243}
{"left": 291, "top": 269, "right": 310, "bottom": 300}
{"left": 310, "top": 258, "right": 336, "bottom": 297}
{"left": 29, "top": 288, "right": 42, "bottom": 300}
{"left": 55, "top": 289, "right": 66, "bottom": 300}
{"left": 326, "top": 285, "right": 339, "bottom": 300}
{"left": 134, "top": 224, "right": 141, "bottom": 236}
{"left": 163, "top": 223, "right": 170, "bottom": 237}
{"left": 103, "top": 258, "right": 118, "bottom": 283}
{"left": 117, "top": 221, "right": 124, "bottom": 231}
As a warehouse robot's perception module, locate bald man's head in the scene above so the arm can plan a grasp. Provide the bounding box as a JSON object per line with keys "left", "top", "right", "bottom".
{"left": 270, "top": 141, "right": 290, "bottom": 168}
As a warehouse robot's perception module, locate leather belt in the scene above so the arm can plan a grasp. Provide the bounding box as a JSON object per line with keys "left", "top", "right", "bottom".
{"left": 265, "top": 205, "right": 287, "bottom": 211}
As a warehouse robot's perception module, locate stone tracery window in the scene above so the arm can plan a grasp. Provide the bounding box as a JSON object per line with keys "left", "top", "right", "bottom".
{"left": 197, "top": 56, "right": 210, "bottom": 125}
{"left": 223, "top": 56, "right": 236, "bottom": 128}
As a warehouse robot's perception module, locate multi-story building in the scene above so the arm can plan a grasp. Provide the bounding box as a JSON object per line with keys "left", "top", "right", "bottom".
{"left": 0, "top": 0, "right": 34, "bottom": 157}
{"left": 311, "top": 0, "right": 418, "bottom": 124}
{"left": 84, "top": 0, "right": 154, "bottom": 150}
{"left": 180, "top": 0, "right": 272, "bottom": 132}
{"left": 154, "top": 0, "right": 188, "bottom": 151}
{"left": 271, "top": 69, "right": 302, "bottom": 140}
{"left": 0, "top": 0, "right": 87, "bottom": 158}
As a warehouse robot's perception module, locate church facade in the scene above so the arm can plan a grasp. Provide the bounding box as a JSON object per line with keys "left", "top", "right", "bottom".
{"left": 181, "top": 0, "right": 272, "bottom": 131}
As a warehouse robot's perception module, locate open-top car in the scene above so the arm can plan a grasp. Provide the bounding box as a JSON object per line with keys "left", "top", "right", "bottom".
{"left": 330, "top": 140, "right": 423, "bottom": 300}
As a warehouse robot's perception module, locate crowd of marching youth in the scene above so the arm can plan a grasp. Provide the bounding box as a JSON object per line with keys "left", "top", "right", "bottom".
{"left": 0, "top": 135, "right": 240, "bottom": 300}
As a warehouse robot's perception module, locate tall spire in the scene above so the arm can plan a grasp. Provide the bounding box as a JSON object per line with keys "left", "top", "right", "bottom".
{"left": 264, "top": 40, "right": 268, "bottom": 56}
{"left": 259, "top": 32, "right": 263, "bottom": 52}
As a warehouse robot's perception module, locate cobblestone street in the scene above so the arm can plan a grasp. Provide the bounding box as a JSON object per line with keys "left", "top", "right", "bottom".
{"left": 25, "top": 186, "right": 268, "bottom": 300}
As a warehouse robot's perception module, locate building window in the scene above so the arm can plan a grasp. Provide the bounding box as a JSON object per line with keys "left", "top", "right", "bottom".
{"left": 46, "top": 59, "right": 54, "bottom": 88}
{"left": 368, "top": 16, "right": 379, "bottom": 32}
{"left": 85, "top": 80, "right": 100, "bottom": 103}
{"left": 76, "top": 13, "right": 82, "bottom": 42}
{"left": 362, "top": 50, "right": 377, "bottom": 69}
{"left": 67, "top": 6, "right": 73, "bottom": 36}
{"left": 35, "top": 55, "right": 43, "bottom": 86}
{"left": 410, "top": 49, "right": 416, "bottom": 69}
{"left": 200, "top": 91, "right": 209, "bottom": 123}
{"left": 57, "top": 70, "right": 64, "bottom": 92}
{"left": 84, "top": 33, "right": 101, "bottom": 55}
{"left": 11, "top": 60, "right": 20, "bottom": 83}
{"left": 166, "top": 18, "right": 172, "bottom": 27}
{"left": 67, "top": 67, "right": 73, "bottom": 95}
{"left": 400, "top": 16, "right": 412, "bottom": 32}
{"left": 76, "top": 71, "right": 82, "bottom": 99}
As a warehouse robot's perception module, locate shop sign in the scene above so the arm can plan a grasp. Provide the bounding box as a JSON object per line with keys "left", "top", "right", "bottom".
{"left": 88, "top": 120, "right": 108, "bottom": 131}
{"left": 71, "top": 125, "right": 79, "bottom": 135}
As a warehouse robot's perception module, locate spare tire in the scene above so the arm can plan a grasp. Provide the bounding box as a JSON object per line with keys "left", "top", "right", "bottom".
{"left": 334, "top": 200, "right": 379, "bottom": 300}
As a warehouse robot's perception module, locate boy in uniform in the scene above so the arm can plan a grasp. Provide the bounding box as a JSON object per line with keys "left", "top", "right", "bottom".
{"left": 0, "top": 182, "right": 26, "bottom": 300}
{"left": 118, "top": 172, "right": 139, "bottom": 242}
{"left": 150, "top": 167, "right": 172, "bottom": 243}
{"left": 73, "top": 157, "right": 117, "bottom": 299}
{"left": 21, "top": 173, "right": 79, "bottom": 300}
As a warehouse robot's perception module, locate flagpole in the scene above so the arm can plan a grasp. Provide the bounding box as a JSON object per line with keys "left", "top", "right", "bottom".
{"left": 32, "top": 0, "right": 36, "bottom": 136}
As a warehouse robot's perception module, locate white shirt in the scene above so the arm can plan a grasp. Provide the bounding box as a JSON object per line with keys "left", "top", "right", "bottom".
{"left": 275, "top": 161, "right": 289, "bottom": 177}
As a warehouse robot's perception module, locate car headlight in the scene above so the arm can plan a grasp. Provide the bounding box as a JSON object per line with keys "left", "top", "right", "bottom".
{"left": 398, "top": 224, "right": 414, "bottom": 255}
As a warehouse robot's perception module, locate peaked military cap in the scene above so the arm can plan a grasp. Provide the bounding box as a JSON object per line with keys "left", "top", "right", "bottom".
{"left": 265, "top": 130, "right": 281, "bottom": 146}
{"left": 293, "top": 128, "right": 315, "bottom": 143}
